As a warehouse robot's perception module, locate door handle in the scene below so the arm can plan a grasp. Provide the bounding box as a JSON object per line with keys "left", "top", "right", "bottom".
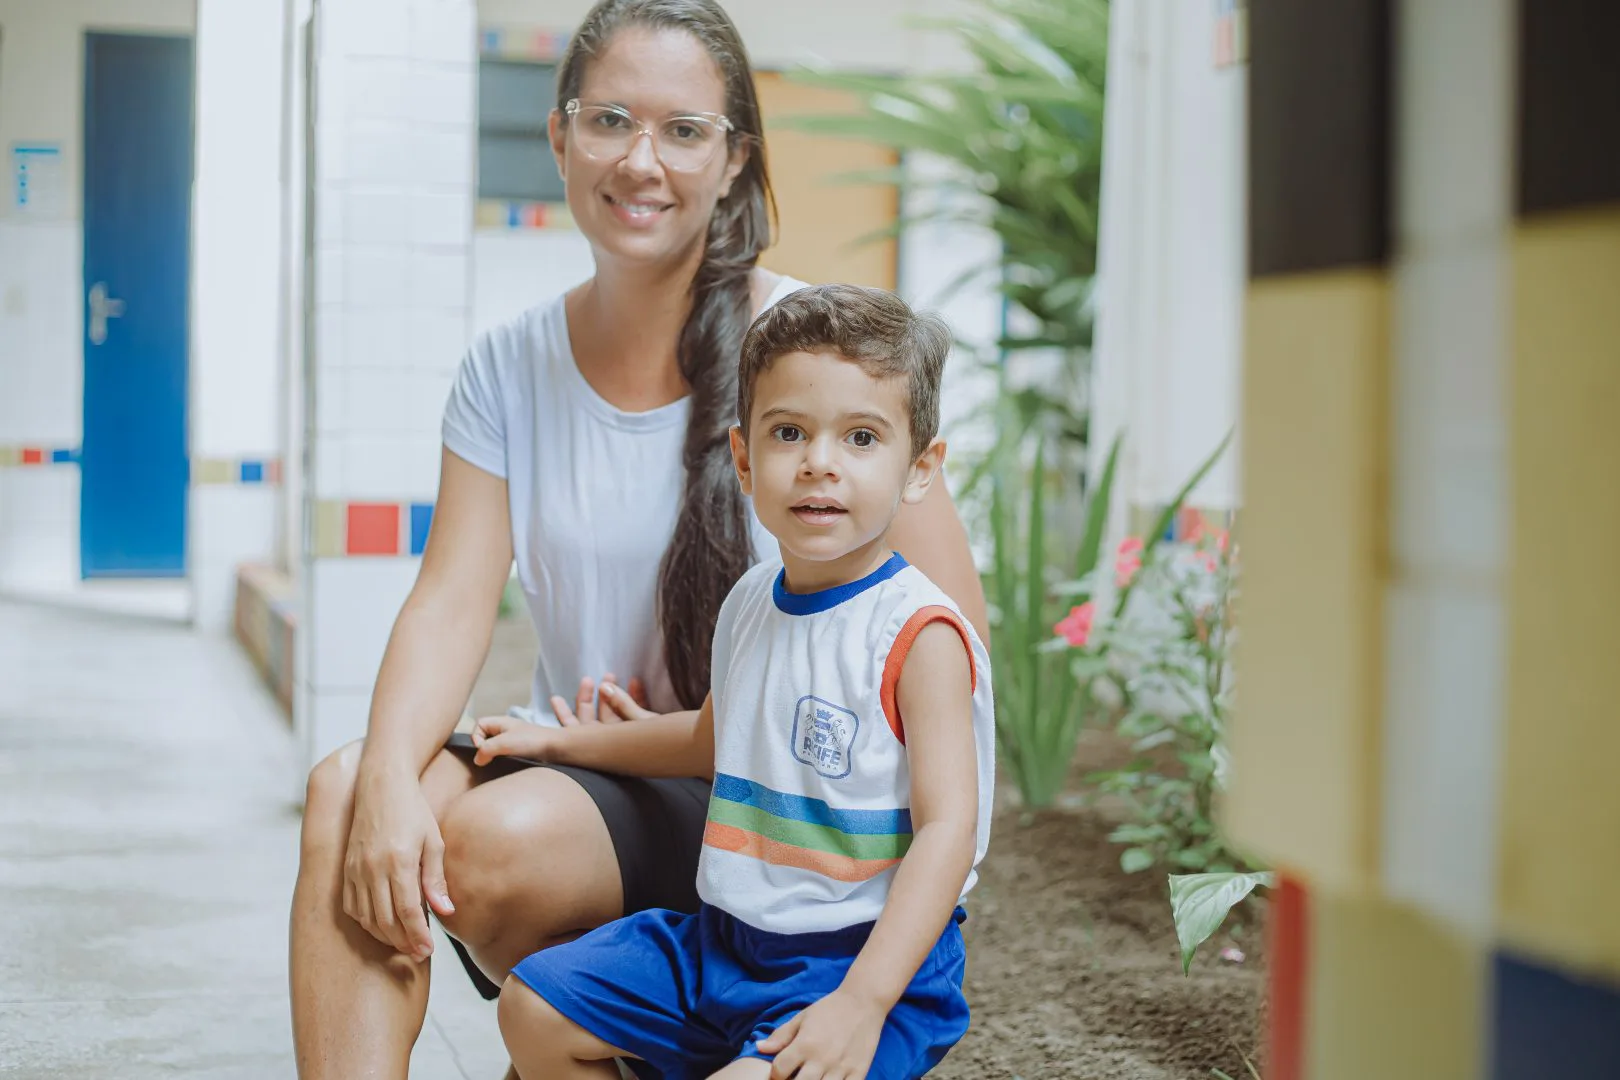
{"left": 88, "top": 282, "right": 126, "bottom": 345}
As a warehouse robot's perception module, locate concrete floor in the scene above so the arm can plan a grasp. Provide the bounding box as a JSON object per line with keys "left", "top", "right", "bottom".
{"left": 0, "top": 600, "right": 510, "bottom": 1079}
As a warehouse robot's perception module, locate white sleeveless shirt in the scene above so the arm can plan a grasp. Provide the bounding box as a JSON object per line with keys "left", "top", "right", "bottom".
{"left": 442, "top": 276, "right": 807, "bottom": 719}
{"left": 697, "top": 554, "right": 996, "bottom": 935}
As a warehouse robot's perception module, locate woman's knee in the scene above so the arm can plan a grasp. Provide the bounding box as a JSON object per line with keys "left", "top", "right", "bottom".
{"left": 437, "top": 772, "right": 603, "bottom": 946}
{"left": 300, "top": 741, "right": 363, "bottom": 859}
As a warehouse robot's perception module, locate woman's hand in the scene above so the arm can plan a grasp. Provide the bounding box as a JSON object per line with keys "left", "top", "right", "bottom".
{"left": 341, "top": 771, "right": 452, "bottom": 961}
{"left": 549, "top": 674, "right": 651, "bottom": 726}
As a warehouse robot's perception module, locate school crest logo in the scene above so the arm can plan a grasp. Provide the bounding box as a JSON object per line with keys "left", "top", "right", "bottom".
{"left": 791, "top": 696, "right": 858, "bottom": 779}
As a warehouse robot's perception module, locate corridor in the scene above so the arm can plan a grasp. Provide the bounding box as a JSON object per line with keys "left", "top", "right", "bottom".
{"left": 0, "top": 601, "right": 507, "bottom": 1078}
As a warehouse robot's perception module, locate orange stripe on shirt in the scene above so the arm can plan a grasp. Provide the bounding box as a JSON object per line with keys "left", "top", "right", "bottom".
{"left": 703, "top": 821, "right": 902, "bottom": 883}
{"left": 880, "top": 605, "right": 977, "bottom": 745}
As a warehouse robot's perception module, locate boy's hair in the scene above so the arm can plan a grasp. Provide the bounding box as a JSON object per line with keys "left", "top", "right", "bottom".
{"left": 737, "top": 284, "right": 951, "bottom": 457}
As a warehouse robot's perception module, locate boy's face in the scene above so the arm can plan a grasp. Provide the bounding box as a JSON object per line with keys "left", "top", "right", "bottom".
{"left": 731, "top": 350, "right": 944, "bottom": 576}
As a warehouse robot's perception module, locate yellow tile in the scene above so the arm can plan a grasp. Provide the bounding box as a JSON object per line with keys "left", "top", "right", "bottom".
{"left": 193, "top": 458, "right": 232, "bottom": 484}
{"left": 313, "top": 500, "right": 345, "bottom": 558}
{"left": 1223, "top": 269, "right": 1389, "bottom": 892}
{"left": 1498, "top": 206, "right": 1620, "bottom": 979}
{"left": 1308, "top": 891, "right": 1484, "bottom": 1080}
{"left": 0, "top": 447, "right": 17, "bottom": 467}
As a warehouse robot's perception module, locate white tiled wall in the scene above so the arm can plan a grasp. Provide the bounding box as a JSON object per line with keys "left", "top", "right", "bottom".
{"left": 298, "top": 0, "right": 479, "bottom": 772}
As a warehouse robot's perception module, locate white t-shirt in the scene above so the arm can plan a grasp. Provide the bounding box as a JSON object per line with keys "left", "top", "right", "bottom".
{"left": 441, "top": 275, "right": 806, "bottom": 720}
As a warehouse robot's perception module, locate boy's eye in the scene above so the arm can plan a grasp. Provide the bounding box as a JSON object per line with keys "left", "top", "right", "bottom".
{"left": 771, "top": 425, "right": 803, "bottom": 443}
{"left": 848, "top": 429, "right": 878, "bottom": 448}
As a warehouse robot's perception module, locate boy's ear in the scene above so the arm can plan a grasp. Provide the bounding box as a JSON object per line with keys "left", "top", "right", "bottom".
{"left": 902, "top": 437, "right": 947, "bottom": 505}
{"left": 729, "top": 425, "right": 753, "bottom": 495}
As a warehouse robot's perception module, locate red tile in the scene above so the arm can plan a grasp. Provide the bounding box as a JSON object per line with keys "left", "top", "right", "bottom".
{"left": 1266, "top": 874, "right": 1309, "bottom": 1080}
{"left": 346, "top": 503, "right": 400, "bottom": 556}
{"left": 19, "top": 448, "right": 43, "bottom": 465}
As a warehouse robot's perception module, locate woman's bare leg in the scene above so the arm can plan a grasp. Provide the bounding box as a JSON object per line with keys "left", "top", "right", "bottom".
{"left": 291, "top": 744, "right": 628, "bottom": 1079}
{"left": 290, "top": 742, "right": 476, "bottom": 1078}
{"left": 436, "top": 767, "right": 624, "bottom": 979}
{"left": 497, "top": 976, "right": 626, "bottom": 1080}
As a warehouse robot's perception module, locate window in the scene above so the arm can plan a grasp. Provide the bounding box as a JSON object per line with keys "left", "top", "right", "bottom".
{"left": 477, "top": 59, "right": 564, "bottom": 203}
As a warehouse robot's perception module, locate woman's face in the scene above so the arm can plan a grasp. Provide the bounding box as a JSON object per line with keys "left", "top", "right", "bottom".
{"left": 551, "top": 25, "right": 748, "bottom": 269}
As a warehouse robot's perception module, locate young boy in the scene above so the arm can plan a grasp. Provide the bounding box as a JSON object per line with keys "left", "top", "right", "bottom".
{"left": 470, "top": 283, "right": 995, "bottom": 1080}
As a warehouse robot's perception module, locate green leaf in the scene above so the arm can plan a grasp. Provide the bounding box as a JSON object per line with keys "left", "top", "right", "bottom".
{"left": 1120, "top": 847, "right": 1156, "bottom": 874}
{"left": 1075, "top": 432, "right": 1123, "bottom": 579}
{"left": 1168, "top": 871, "right": 1276, "bottom": 974}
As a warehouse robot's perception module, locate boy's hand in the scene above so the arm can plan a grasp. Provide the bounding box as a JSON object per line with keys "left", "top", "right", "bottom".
{"left": 759, "top": 989, "right": 885, "bottom": 1080}
{"left": 470, "top": 714, "right": 556, "bottom": 766}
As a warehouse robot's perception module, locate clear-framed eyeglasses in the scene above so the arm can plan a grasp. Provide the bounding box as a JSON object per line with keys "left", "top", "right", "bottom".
{"left": 563, "top": 98, "right": 738, "bottom": 173}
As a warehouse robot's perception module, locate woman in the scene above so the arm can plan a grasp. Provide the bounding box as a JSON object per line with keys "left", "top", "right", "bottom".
{"left": 288, "top": 1, "right": 986, "bottom": 1076}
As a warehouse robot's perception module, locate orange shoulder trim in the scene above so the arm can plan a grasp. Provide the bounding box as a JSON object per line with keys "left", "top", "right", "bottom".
{"left": 879, "top": 605, "right": 976, "bottom": 746}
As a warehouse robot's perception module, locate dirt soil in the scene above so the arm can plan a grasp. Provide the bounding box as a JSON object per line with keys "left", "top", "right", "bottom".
{"left": 472, "top": 618, "right": 1267, "bottom": 1080}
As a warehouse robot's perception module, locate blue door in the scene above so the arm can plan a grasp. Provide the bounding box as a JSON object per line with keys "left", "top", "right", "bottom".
{"left": 80, "top": 33, "right": 193, "bottom": 578}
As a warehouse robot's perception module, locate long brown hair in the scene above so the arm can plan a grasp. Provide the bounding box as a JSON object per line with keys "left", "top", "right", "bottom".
{"left": 555, "top": 0, "right": 776, "bottom": 708}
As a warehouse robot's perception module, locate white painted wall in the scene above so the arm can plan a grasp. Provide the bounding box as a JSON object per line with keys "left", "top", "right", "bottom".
{"left": 0, "top": 0, "right": 196, "bottom": 604}
{"left": 1092, "top": 0, "right": 1245, "bottom": 515}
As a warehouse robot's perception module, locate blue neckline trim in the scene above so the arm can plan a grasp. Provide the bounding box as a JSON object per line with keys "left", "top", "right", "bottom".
{"left": 773, "top": 553, "right": 908, "bottom": 615}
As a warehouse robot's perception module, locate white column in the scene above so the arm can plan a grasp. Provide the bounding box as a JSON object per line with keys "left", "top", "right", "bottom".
{"left": 190, "top": 0, "right": 288, "bottom": 632}
{"left": 1091, "top": 0, "right": 1246, "bottom": 519}
{"left": 296, "top": 0, "right": 478, "bottom": 772}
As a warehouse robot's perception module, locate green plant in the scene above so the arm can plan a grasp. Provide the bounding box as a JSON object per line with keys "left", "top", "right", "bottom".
{"left": 1081, "top": 511, "right": 1242, "bottom": 877}
{"left": 1172, "top": 870, "right": 1274, "bottom": 975}
{"left": 984, "top": 425, "right": 1121, "bottom": 808}
{"left": 780, "top": 0, "right": 1109, "bottom": 359}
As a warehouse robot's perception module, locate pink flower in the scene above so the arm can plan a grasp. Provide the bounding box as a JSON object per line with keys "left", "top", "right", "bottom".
{"left": 1055, "top": 602, "right": 1095, "bottom": 647}
{"left": 1197, "top": 551, "right": 1219, "bottom": 573}
{"left": 1219, "top": 947, "right": 1246, "bottom": 964}
{"left": 1115, "top": 536, "right": 1144, "bottom": 588}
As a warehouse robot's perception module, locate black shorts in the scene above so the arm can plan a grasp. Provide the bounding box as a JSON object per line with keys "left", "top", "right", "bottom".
{"left": 442, "top": 741, "right": 712, "bottom": 1000}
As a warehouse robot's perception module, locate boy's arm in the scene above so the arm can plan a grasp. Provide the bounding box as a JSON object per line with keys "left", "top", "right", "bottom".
{"left": 840, "top": 620, "right": 978, "bottom": 1005}
{"left": 759, "top": 620, "right": 977, "bottom": 1073}
{"left": 473, "top": 688, "right": 716, "bottom": 780}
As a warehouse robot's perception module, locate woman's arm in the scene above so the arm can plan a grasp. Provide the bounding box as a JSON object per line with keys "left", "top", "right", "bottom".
{"left": 889, "top": 479, "right": 989, "bottom": 643}
{"left": 357, "top": 448, "right": 516, "bottom": 785}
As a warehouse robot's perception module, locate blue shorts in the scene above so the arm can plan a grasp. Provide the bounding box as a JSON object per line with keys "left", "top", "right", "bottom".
{"left": 510, "top": 904, "right": 970, "bottom": 1080}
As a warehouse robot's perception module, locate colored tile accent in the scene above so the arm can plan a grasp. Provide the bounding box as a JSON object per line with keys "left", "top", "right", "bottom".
{"left": 479, "top": 25, "right": 569, "bottom": 61}
{"left": 194, "top": 458, "right": 233, "bottom": 484}
{"left": 0, "top": 447, "right": 15, "bottom": 466}
{"left": 1214, "top": 0, "right": 1248, "bottom": 69}
{"left": 1491, "top": 952, "right": 1620, "bottom": 1080}
{"left": 346, "top": 503, "right": 401, "bottom": 556}
{"left": 266, "top": 458, "right": 283, "bottom": 484}
{"left": 51, "top": 448, "right": 74, "bottom": 464}
{"left": 1267, "top": 875, "right": 1308, "bottom": 1080}
{"left": 1248, "top": 0, "right": 1390, "bottom": 276}
{"left": 240, "top": 461, "right": 265, "bottom": 484}
{"left": 20, "top": 448, "right": 43, "bottom": 465}
{"left": 1517, "top": 0, "right": 1620, "bottom": 215}
{"left": 476, "top": 198, "right": 575, "bottom": 231}
{"left": 313, "top": 500, "right": 346, "bottom": 558}
{"left": 409, "top": 503, "right": 434, "bottom": 556}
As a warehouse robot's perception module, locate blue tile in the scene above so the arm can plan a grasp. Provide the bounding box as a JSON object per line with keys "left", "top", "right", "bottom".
{"left": 409, "top": 503, "right": 435, "bottom": 556}
{"left": 51, "top": 448, "right": 73, "bottom": 464}
{"left": 240, "top": 461, "right": 265, "bottom": 484}
{"left": 1491, "top": 951, "right": 1620, "bottom": 1080}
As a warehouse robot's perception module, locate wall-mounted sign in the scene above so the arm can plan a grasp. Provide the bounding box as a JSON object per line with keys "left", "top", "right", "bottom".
{"left": 12, "top": 143, "right": 65, "bottom": 219}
